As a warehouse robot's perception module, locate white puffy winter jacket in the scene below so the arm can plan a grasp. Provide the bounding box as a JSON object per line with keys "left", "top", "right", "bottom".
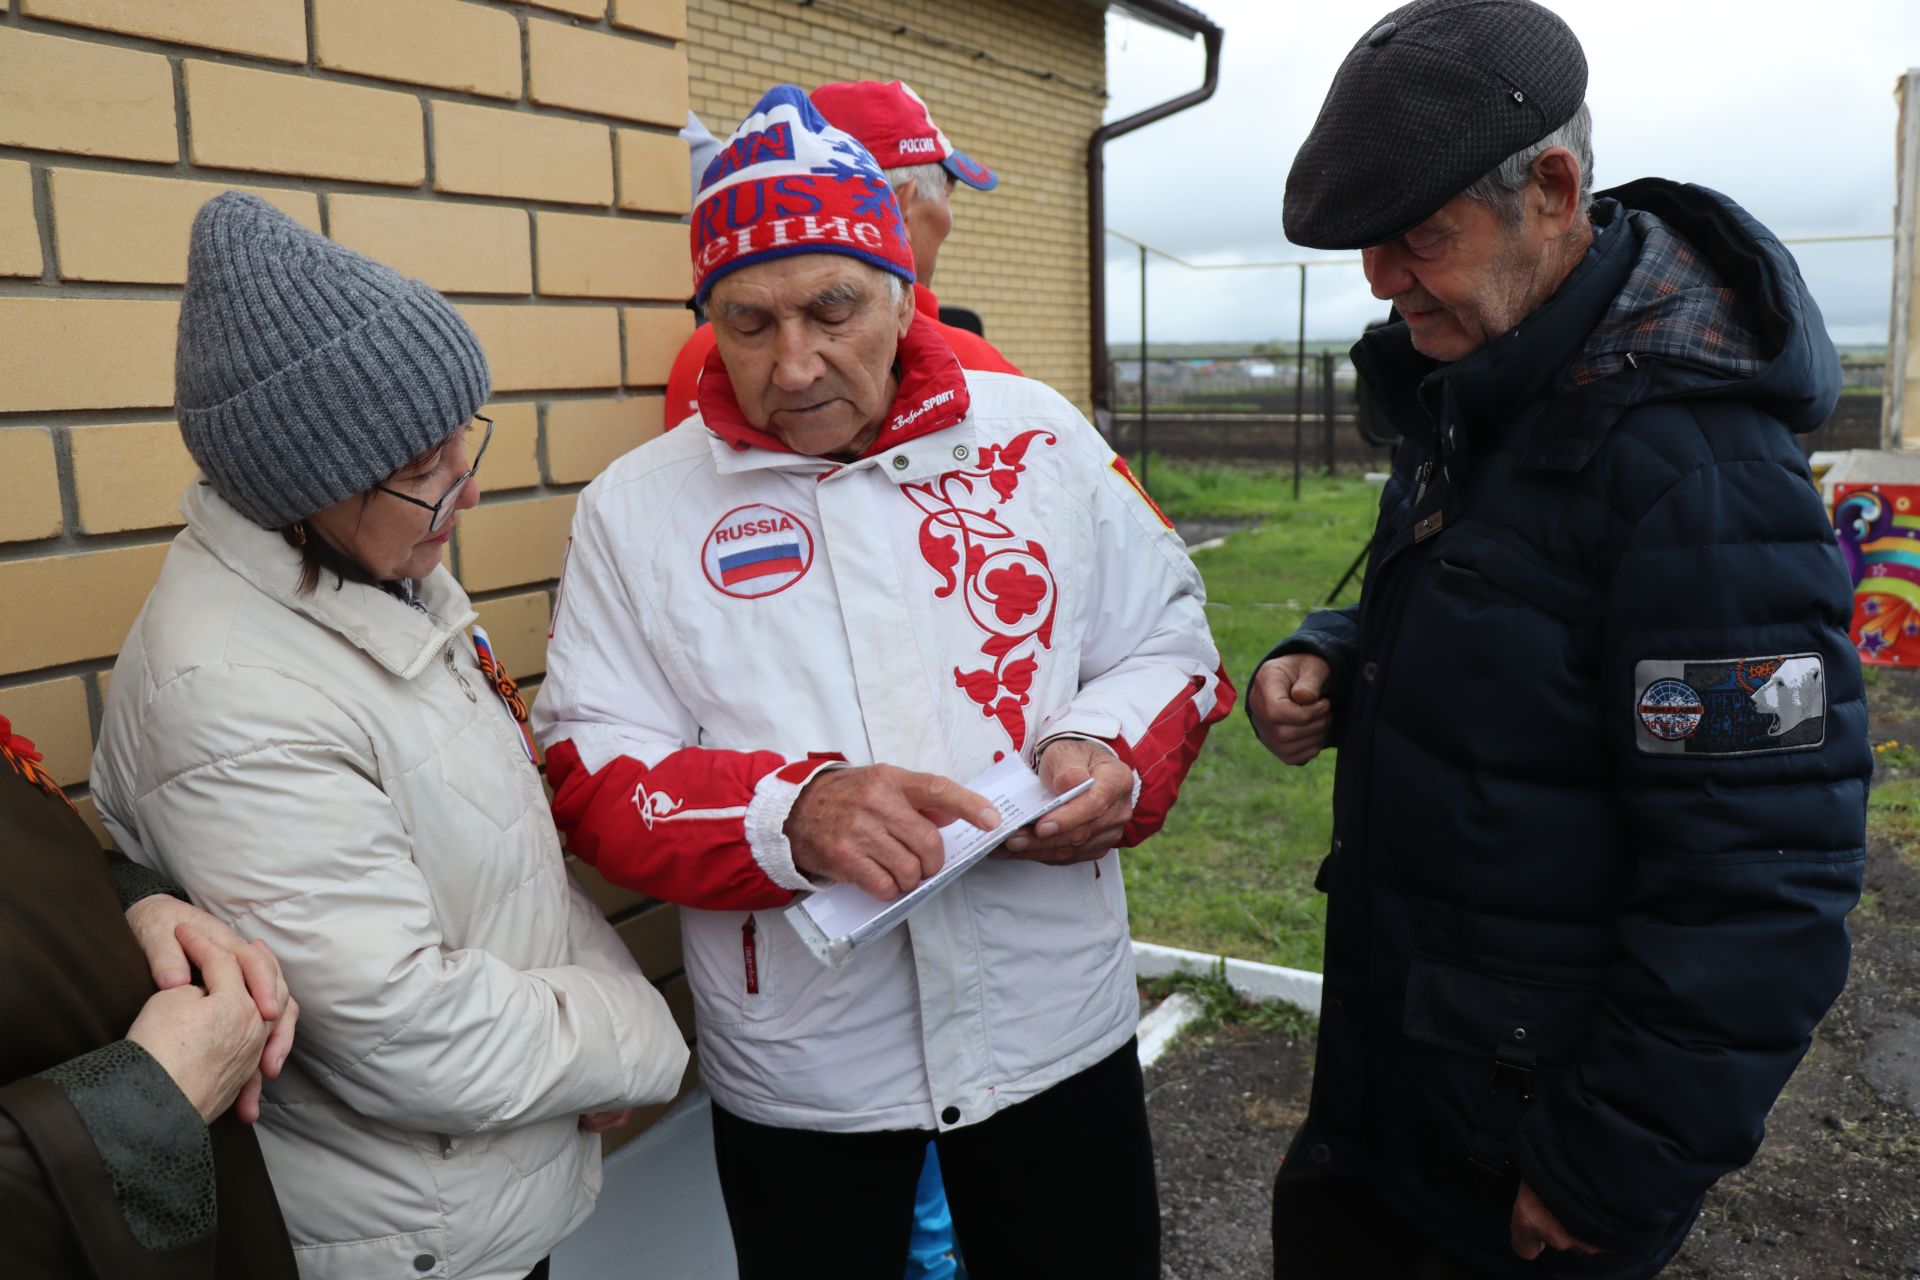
{"left": 91, "top": 483, "right": 690, "bottom": 1280}
{"left": 531, "top": 315, "right": 1231, "bottom": 1135}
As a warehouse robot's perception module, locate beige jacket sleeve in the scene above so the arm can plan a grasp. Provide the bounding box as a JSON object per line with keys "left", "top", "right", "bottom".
{"left": 106, "top": 667, "right": 688, "bottom": 1134}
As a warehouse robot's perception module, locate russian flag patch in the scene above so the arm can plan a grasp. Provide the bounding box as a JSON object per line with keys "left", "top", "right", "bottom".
{"left": 703, "top": 502, "right": 815, "bottom": 598}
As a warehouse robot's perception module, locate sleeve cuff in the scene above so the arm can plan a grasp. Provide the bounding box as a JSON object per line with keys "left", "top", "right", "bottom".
{"left": 744, "top": 758, "right": 848, "bottom": 892}
{"left": 106, "top": 857, "right": 190, "bottom": 912}
{"left": 37, "top": 1040, "right": 215, "bottom": 1252}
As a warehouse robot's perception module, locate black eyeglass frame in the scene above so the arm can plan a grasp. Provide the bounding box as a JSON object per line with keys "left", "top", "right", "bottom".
{"left": 374, "top": 415, "right": 493, "bottom": 534}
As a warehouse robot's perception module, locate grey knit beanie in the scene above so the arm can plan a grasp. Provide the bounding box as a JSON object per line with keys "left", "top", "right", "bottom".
{"left": 175, "top": 191, "right": 490, "bottom": 528}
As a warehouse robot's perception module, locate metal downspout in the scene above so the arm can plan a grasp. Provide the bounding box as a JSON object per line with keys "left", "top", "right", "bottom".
{"left": 1088, "top": 4, "right": 1224, "bottom": 436}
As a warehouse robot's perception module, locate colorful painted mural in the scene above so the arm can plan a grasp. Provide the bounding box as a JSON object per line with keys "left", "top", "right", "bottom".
{"left": 1834, "top": 483, "right": 1920, "bottom": 664}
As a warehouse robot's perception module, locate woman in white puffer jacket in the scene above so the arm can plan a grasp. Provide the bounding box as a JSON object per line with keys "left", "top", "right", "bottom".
{"left": 90, "top": 192, "right": 689, "bottom": 1280}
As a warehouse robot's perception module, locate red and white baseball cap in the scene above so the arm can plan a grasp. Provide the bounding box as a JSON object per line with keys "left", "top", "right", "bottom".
{"left": 810, "top": 80, "right": 998, "bottom": 191}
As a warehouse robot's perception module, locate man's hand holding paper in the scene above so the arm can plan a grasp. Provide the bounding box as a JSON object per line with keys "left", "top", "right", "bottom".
{"left": 998, "top": 739, "right": 1135, "bottom": 864}
{"left": 786, "top": 764, "right": 1002, "bottom": 901}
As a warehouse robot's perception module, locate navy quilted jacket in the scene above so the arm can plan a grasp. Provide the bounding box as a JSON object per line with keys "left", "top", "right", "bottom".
{"left": 1267, "top": 179, "right": 1869, "bottom": 1277}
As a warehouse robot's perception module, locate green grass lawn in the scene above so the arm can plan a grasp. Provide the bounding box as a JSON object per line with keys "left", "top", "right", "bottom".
{"left": 1122, "top": 462, "right": 1381, "bottom": 971}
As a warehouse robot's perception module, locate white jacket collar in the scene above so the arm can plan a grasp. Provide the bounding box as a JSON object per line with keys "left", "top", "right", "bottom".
{"left": 181, "top": 483, "right": 477, "bottom": 680}
{"left": 707, "top": 417, "right": 983, "bottom": 485}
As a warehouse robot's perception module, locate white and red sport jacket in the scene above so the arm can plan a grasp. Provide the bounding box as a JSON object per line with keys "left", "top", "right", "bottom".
{"left": 531, "top": 315, "right": 1233, "bottom": 1133}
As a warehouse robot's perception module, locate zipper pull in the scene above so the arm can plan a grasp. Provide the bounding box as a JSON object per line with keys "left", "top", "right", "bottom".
{"left": 444, "top": 644, "right": 476, "bottom": 701}
{"left": 742, "top": 915, "right": 760, "bottom": 995}
{"left": 1412, "top": 459, "right": 1433, "bottom": 507}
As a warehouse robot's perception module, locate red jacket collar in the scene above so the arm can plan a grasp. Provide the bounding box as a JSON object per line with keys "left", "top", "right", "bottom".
{"left": 697, "top": 309, "right": 971, "bottom": 458}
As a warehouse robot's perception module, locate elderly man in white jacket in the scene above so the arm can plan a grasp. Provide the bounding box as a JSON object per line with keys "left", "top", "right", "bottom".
{"left": 532, "top": 87, "right": 1232, "bottom": 1279}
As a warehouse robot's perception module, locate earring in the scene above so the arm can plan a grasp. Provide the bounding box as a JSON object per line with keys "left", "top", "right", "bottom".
{"left": 291, "top": 521, "right": 308, "bottom": 547}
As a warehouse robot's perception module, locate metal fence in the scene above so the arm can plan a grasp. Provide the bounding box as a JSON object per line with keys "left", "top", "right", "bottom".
{"left": 1107, "top": 353, "right": 1889, "bottom": 489}
{"left": 1103, "top": 227, "right": 1895, "bottom": 496}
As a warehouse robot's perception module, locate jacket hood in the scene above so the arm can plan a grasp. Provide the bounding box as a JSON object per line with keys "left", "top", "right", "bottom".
{"left": 695, "top": 308, "right": 971, "bottom": 458}
{"left": 1352, "top": 179, "right": 1843, "bottom": 471}
{"left": 1590, "top": 178, "right": 1841, "bottom": 434}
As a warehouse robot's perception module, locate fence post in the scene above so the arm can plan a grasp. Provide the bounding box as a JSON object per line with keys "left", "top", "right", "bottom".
{"left": 1293, "top": 264, "right": 1306, "bottom": 500}
{"left": 1889, "top": 68, "right": 1920, "bottom": 449}
{"left": 1139, "top": 242, "right": 1150, "bottom": 490}
{"left": 1321, "top": 351, "right": 1337, "bottom": 476}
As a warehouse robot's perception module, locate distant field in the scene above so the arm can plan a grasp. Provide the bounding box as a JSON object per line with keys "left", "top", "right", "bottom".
{"left": 1120, "top": 463, "right": 1380, "bottom": 971}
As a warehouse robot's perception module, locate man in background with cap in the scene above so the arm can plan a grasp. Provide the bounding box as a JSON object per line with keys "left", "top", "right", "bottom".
{"left": 663, "top": 79, "right": 1018, "bottom": 430}
{"left": 1249, "top": 0, "right": 1867, "bottom": 1274}
{"left": 534, "top": 86, "right": 1230, "bottom": 1278}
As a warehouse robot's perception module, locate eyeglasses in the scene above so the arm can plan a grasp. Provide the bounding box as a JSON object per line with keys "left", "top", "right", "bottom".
{"left": 375, "top": 415, "right": 492, "bottom": 534}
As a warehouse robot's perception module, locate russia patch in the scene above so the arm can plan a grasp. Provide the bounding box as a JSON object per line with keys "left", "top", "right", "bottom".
{"left": 702, "top": 502, "right": 815, "bottom": 599}
{"left": 1632, "top": 654, "right": 1826, "bottom": 756}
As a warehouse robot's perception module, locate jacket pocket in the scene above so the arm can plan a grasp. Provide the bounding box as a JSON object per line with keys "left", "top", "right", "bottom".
{"left": 1080, "top": 851, "right": 1128, "bottom": 933}
{"left": 685, "top": 909, "right": 792, "bottom": 1031}
{"left": 1429, "top": 526, "right": 1599, "bottom": 628}
{"left": 1403, "top": 953, "right": 1600, "bottom": 1066}
{"left": 486, "top": 1115, "right": 582, "bottom": 1180}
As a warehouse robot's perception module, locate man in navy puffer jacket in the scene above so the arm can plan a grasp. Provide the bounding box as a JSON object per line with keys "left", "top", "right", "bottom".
{"left": 1250, "top": 2, "right": 1870, "bottom": 1276}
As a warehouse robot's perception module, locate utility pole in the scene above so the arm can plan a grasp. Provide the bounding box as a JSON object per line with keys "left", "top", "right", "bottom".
{"left": 1140, "top": 242, "right": 1150, "bottom": 489}
{"left": 1888, "top": 68, "right": 1920, "bottom": 449}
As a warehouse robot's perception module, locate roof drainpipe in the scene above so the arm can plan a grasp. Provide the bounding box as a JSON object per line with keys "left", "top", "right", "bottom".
{"left": 1089, "top": 3, "right": 1224, "bottom": 436}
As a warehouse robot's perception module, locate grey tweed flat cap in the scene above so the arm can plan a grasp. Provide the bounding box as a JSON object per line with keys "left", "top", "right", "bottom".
{"left": 175, "top": 191, "right": 489, "bottom": 528}
{"left": 1284, "top": 0, "right": 1587, "bottom": 250}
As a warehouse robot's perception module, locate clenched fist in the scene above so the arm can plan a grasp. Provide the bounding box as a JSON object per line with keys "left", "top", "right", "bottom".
{"left": 1249, "top": 653, "right": 1334, "bottom": 766}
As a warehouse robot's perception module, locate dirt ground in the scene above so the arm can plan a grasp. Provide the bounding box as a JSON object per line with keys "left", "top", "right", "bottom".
{"left": 1146, "top": 670, "right": 1920, "bottom": 1279}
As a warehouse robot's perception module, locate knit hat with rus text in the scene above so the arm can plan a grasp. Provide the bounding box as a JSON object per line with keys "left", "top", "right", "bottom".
{"left": 691, "top": 84, "right": 918, "bottom": 304}
{"left": 809, "top": 80, "right": 998, "bottom": 190}
{"left": 1284, "top": 0, "right": 1587, "bottom": 251}
{"left": 174, "top": 191, "right": 490, "bottom": 529}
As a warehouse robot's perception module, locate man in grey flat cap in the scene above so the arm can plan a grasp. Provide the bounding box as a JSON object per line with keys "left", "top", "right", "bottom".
{"left": 1250, "top": 0, "right": 1868, "bottom": 1275}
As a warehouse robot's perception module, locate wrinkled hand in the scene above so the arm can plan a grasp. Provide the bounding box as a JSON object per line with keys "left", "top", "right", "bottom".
{"left": 126, "top": 894, "right": 299, "bottom": 1115}
{"left": 580, "top": 1109, "right": 633, "bottom": 1134}
{"left": 786, "top": 765, "right": 1001, "bottom": 902}
{"left": 998, "top": 739, "right": 1133, "bottom": 865}
{"left": 126, "top": 894, "right": 288, "bottom": 1021}
{"left": 1510, "top": 1180, "right": 1602, "bottom": 1261}
{"left": 1249, "top": 653, "right": 1333, "bottom": 765}
{"left": 127, "top": 925, "right": 279, "bottom": 1125}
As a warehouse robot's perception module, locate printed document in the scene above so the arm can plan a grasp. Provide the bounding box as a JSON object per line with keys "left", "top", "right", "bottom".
{"left": 785, "top": 756, "right": 1094, "bottom": 968}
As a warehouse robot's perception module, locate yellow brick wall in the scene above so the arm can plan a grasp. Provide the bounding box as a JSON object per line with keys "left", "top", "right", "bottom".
{"left": 0, "top": 1, "right": 695, "bottom": 1132}
{"left": 684, "top": 0, "right": 1106, "bottom": 412}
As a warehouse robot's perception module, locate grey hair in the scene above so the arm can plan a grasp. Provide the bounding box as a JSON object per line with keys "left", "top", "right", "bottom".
{"left": 1460, "top": 102, "right": 1594, "bottom": 228}
{"left": 889, "top": 162, "right": 950, "bottom": 206}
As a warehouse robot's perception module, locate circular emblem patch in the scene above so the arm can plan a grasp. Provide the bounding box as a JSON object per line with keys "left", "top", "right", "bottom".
{"left": 1637, "top": 678, "right": 1704, "bottom": 741}
{"left": 702, "top": 503, "right": 815, "bottom": 599}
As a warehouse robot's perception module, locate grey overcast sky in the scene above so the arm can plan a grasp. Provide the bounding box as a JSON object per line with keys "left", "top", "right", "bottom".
{"left": 1099, "top": 0, "right": 1918, "bottom": 348}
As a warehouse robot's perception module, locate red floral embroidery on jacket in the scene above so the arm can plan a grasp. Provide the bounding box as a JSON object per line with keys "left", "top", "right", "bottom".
{"left": 903, "top": 429, "right": 1059, "bottom": 753}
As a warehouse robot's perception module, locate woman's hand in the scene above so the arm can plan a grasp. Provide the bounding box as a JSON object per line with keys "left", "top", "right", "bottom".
{"left": 580, "top": 1109, "right": 634, "bottom": 1134}
{"left": 126, "top": 894, "right": 289, "bottom": 1021}
{"left": 127, "top": 925, "right": 281, "bottom": 1124}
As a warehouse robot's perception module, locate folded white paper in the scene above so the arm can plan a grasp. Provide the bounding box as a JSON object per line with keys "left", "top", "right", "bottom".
{"left": 785, "top": 756, "right": 1094, "bottom": 968}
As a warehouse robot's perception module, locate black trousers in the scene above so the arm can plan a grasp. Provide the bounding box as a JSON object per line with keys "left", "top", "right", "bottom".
{"left": 710, "top": 1038, "right": 1160, "bottom": 1279}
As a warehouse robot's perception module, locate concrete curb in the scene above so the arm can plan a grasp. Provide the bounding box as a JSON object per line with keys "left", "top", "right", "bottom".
{"left": 1133, "top": 939, "right": 1324, "bottom": 1017}
{"left": 1135, "top": 990, "right": 1201, "bottom": 1068}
